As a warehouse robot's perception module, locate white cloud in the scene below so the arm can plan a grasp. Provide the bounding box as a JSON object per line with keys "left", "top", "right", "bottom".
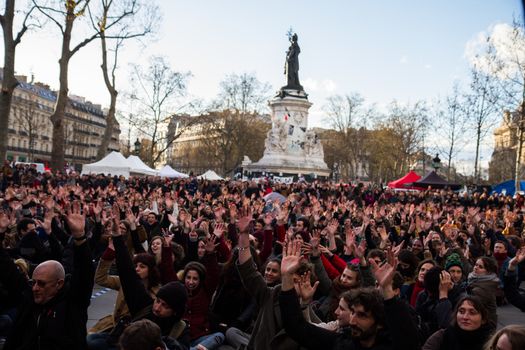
{"left": 400, "top": 55, "right": 408, "bottom": 64}
{"left": 303, "top": 78, "right": 336, "bottom": 93}
{"left": 464, "top": 23, "right": 525, "bottom": 78}
{"left": 424, "top": 64, "right": 432, "bottom": 69}
{"left": 302, "top": 77, "right": 319, "bottom": 91}
{"left": 322, "top": 79, "right": 337, "bottom": 92}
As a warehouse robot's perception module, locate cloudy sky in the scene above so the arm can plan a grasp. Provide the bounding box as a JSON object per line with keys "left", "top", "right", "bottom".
{"left": 4, "top": 0, "right": 524, "bottom": 174}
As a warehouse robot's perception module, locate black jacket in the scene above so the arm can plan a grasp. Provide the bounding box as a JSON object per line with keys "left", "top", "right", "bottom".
{"left": 1, "top": 241, "right": 94, "bottom": 350}
{"left": 279, "top": 289, "right": 420, "bottom": 350}
{"left": 113, "top": 235, "right": 190, "bottom": 348}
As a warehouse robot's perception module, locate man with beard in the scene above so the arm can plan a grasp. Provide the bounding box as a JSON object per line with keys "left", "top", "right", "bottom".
{"left": 279, "top": 243, "right": 420, "bottom": 350}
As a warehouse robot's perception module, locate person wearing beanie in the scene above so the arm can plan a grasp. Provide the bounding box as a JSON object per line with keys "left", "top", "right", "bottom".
{"left": 108, "top": 223, "right": 190, "bottom": 350}
{"left": 182, "top": 237, "right": 224, "bottom": 350}
{"left": 444, "top": 252, "right": 467, "bottom": 307}
{"left": 445, "top": 253, "right": 464, "bottom": 285}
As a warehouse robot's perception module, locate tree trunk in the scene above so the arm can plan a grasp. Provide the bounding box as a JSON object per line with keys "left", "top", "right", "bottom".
{"left": 50, "top": 10, "right": 74, "bottom": 171}
{"left": 515, "top": 112, "right": 525, "bottom": 192}
{"left": 474, "top": 124, "right": 481, "bottom": 182}
{"left": 0, "top": 0, "right": 18, "bottom": 162}
{"left": 97, "top": 31, "right": 118, "bottom": 160}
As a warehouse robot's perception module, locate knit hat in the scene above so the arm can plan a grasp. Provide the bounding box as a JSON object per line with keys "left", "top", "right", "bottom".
{"left": 155, "top": 282, "right": 187, "bottom": 319}
{"left": 445, "top": 253, "right": 464, "bottom": 271}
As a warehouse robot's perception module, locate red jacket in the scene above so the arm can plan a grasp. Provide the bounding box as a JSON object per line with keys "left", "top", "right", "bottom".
{"left": 183, "top": 253, "right": 220, "bottom": 340}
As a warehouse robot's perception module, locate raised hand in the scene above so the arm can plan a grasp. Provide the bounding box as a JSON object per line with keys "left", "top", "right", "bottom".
{"left": 369, "top": 248, "right": 398, "bottom": 298}
{"left": 326, "top": 219, "right": 339, "bottom": 236}
{"left": 392, "top": 240, "right": 404, "bottom": 257}
{"left": 281, "top": 240, "right": 303, "bottom": 276}
{"left": 439, "top": 271, "right": 453, "bottom": 299}
{"left": 213, "top": 222, "right": 225, "bottom": 238}
{"left": 309, "top": 229, "right": 321, "bottom": 257}
{"left": 66, "top": 204, "right": 86, "bottom": 238}
{"left": 162, "top": 228, "right": 174, "bottom": 247}
{"left": 509, "top": 248, "right": 525, "bottom": 269}
{"left": 295, "top": 271, "right": 319, "bottom": 304}
{"left": 237, "top": 208, "right": 253, "bottom": 233}
{"left": 111, "top": 203, "right": 122, "bottom": 237}
{"left": 353, "top": 239, "right": 367, "bottom": 260}
{"left": 204, "top": 235, "right": 219, "bottom": 253}
{"left": 378, "top": 226, "right": 389, "bottom": 242}
{"left": 126, "top": 208, "right": 137, "bottom": 230}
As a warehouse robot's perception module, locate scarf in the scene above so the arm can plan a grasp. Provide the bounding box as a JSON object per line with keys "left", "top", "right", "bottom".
{"left": 440, "top": 324, "right": 492, "bottom": 350}
{"left": 467, "top": 272, "right": 499, "bottom": 284}
{"left": 410, "top": 280, "right": 425, "bottom": 307}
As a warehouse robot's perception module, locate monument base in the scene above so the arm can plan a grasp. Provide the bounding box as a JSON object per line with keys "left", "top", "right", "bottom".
{"left": 245, "top": 88, "right": 330, "bottom": 180}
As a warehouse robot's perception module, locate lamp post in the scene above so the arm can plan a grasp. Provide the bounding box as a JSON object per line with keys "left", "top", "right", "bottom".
{"left": 432, "top": 154, "right": 441, "bottom": 172}
{"left": 134, "top": 138, "right": 141, "bottom": 156}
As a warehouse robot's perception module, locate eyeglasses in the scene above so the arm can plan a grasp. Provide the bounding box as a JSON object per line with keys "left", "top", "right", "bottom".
{"left": 28, "top": 279, "right": 58, "bottom": 288}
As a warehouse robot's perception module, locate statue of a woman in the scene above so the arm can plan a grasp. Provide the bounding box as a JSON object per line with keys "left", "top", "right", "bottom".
{"left": 284, "top": 33, "right": 303, "bottom": 90}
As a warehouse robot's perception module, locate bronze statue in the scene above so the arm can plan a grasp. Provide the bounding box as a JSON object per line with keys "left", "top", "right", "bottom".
{"left": 284, "top": 33, "right": 303, "bottom": 90}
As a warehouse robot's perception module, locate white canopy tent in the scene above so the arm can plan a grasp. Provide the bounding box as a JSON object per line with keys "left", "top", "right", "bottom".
{"left": 197, "top": 170, "right": 223, "bottom": 180}
{"left": 158, "top": 165, "right": 188, "bottom": 178}
{"left": 126, "top": 155, "right": 158, "bottom": 176}
{"left": 81, "top": 151, "right": 131, "bottom": 178}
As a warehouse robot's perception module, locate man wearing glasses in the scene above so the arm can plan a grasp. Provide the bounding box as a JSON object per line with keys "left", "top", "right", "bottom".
{"left": 0, "top": 210, "right": 94, "bottom": 350}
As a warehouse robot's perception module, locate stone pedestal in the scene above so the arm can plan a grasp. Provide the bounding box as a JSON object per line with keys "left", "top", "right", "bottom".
{"left": 245, "top": 89, "right": 330, "bottom": 178}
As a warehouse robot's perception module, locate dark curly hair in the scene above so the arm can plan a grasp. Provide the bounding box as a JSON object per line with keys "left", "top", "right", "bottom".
{"left": 346, "top": 287, "right": 385, "bottom": 327}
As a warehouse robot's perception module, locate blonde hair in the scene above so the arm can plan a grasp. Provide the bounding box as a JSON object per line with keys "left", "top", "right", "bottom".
{"left": 14, "top": 258, "right": 29, "bottom": 278}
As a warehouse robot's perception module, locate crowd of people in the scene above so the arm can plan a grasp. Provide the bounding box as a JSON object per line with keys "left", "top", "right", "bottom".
{"left": 1, "top": 162, "right": 525, "bottom": 350}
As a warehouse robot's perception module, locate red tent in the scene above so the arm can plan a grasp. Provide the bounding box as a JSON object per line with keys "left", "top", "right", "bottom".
{"left": 388, "top": 170, "right": 421, "bottom": 189}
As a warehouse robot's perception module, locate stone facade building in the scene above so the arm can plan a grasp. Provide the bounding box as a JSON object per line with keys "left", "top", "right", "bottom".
{"left": 3, "top": 71, "right": 120, "bottom": 167}
{"left": 489, "top": 110, "right": 521, "bottom": 183}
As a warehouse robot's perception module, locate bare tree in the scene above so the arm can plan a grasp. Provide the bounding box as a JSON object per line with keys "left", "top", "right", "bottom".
{"left": 463, "top": 67, "right": 500, "bottom": 182}
{"left": 432, "top": 84, "right": 468, "bottom": 180}
{"left": 91, "top": 0, "right": 158, "bottom": 160}
{"left": 200, "top": 110, "right": 269, "bottom": 176}
{"left": 370, "top": 100, "right": 428, "bottom": 181}
{"left": 200, "top": 73, "right": 271, "bottom": 176}
{"left": 212, "top": 72, "right": 271, "bottom": 115}
{"left": 12, "top": 95, "right": 47, "bottom": 161}
{"left": 0, "top": 0, "right": 37, "bottom": 161}
{"left": 129, "top": 56, "right": 191, "bottom": 167}
{"left": 475, "top": 22, "right": 525, "bottom": 189}
{"left": 33, "top": 0, "right": 148, "bottom": 170}
{"left": 323, "top": 93, "right": 372, "bottom": 180}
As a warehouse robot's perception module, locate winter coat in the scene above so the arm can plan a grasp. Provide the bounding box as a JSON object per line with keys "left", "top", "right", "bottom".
{"left": 183, "top": 252, "right": 220, "bottom": 340}
{"left": 422, "top": 324, "right": 492, "bottom": 350}
{"left": 237, "top": 257, "right": 302, "bottom": 350}
{"left": 0, "top": 242, "right": 94, "bottom": 350}
{"left": 112, "top": 235, "right": 190, "bottom": 347}
{"left": 88, "top": 250, "right": 159, "bottom": 334}
{"left": 280, "top": 289, "right": 420, "bottom": 350}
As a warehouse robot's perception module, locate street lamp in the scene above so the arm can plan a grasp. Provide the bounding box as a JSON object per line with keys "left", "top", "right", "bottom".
{"left": 134, "top": 138, "right": 141, "bottom": 156}
{"left": 432, "top": 154, "right": 441, "bottom": 172}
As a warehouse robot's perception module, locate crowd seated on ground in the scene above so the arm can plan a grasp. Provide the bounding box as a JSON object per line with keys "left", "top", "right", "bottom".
{"left": 1, "top": 163, "right": 525, "bottom": 350}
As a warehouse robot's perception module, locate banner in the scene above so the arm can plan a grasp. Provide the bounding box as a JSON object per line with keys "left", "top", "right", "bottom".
{"left": 274, "top": 176, "right": 294, "bottom": 184}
